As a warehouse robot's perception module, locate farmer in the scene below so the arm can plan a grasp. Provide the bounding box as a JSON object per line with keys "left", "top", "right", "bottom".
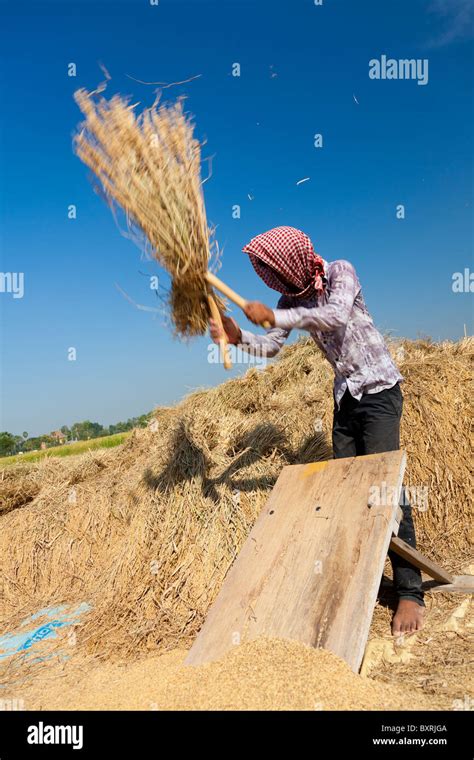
{"left": 210, "top": 226, "right": 424, "bottom": 636}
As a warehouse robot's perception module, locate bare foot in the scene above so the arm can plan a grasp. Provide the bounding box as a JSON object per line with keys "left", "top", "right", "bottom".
{"left": 392, "top": 599, "right": 425, "bottom": 637}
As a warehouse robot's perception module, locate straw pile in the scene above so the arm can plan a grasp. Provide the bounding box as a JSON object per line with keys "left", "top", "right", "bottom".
{"left": 0, "top": 337, "right": 472, "bottom": 708}
{"left": 74, "top": 90, "right": 223, "bottom": 336}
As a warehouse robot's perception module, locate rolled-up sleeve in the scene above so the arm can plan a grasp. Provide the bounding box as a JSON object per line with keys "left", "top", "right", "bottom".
{"left": 273, "top": 260, "right": 359, "bottom": 332}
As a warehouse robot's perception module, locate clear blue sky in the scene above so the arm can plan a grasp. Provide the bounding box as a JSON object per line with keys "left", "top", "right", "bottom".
{"left": 1, "top": 0, "right": 472, "bottom": 436}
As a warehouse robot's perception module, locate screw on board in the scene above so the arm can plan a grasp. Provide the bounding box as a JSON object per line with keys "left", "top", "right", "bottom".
{"left": 314, "top": 505, "right": 329, "bottom": 519}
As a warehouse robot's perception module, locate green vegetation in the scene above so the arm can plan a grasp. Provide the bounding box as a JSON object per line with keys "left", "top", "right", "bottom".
{"left": 0, "top": 432, "right": 132, "bottom": 467}
{"left": 0, "top": 414, "right": 150, "bottom": 458}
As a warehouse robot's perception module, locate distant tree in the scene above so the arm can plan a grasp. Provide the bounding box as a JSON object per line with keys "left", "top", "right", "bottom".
{"left": 0, "top": 432, "right": 16, "bottom": 457}
{"left": 13, "top": 435, "right": 24, "bottom": 453}
{"left": 23, "top": 436, "right": 43, "bottom": 452}
{"left": 11, "top": 412, "right": 152, "bottom": 454}
{"left": 60, "top": 425, "right": 71, "bottom": 441}
{"left": 70, "top": 421, "right": 104, "bottom": 440}
{"left": 107, "top": 414, "right": 149, "bottom": 434}
{"left": 110, "top": 420, "right": 128, "bottom": 433}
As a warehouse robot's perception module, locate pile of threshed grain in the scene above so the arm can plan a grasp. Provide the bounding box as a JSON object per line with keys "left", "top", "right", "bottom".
{"left": 0, "top": 337, "right": 472, "bottom": 672}
{"left": 0, "top": 638, "right": 434, "bottom": 711}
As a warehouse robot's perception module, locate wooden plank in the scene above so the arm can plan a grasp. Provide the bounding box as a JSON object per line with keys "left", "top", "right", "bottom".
{"left": 389, "top": 537, "right": 454, "bottom": 583}
{"left": 392, "top": 506, "right": 403, "bottom": 536}
{"left": 425, "top": 575, "right": 474, "bottom": 594}
{"left": 186, "top": 450, "right": 406, "bottom": 672}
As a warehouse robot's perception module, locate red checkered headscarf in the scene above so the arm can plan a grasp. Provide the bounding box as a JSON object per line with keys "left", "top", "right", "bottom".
{"left": 242, "top": 226, "right": 325, "bottom": 299}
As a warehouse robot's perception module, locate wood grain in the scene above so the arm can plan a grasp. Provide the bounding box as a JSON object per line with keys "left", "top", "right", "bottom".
{"left": 389, "top": 536, "right": 454, "bottom": 583}
{"left": 186, "top": 451, "right": 406, "bottom": 672}
{"left": 427, "top": 575, "right": 474, "bottom": 594}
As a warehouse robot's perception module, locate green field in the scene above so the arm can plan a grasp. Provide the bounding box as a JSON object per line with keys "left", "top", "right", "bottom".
{"left": 0, "top": 432, "right": 132, "bottom": 467}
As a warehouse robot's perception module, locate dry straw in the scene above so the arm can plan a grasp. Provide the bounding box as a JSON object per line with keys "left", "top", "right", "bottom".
{"left": 74, "top": 89, "right": 224, "bottom": 336}
{"left": 0, "top": 337, "right": 472, "bottom": 707}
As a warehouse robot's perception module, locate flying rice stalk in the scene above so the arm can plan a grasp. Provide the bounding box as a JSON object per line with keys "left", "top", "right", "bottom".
{"left": 73, "top": 88, "right": 233, "bottom": 365}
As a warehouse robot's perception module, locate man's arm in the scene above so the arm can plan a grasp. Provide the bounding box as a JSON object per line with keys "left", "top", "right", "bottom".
{"left": 273, "top": 260, "right": 359, "bottom": 333}
{"left": 239, "top": 325, "right": 290, "bottom": 358}
{"left": 210, "top": 296, "right": 291, "bottom": 358}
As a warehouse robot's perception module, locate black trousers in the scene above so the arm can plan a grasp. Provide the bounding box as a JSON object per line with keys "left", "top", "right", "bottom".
{"left": 332, "top": 383, "right": 424, "bottom": 606}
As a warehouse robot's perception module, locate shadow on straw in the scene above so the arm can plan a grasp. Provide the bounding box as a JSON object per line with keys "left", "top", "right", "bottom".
{"left": 142, "top": 421, "right": 331, "bottom": 504}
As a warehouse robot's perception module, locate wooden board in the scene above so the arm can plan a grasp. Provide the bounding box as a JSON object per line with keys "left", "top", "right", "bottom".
{"left": 425, "top": 575, "right": 474, "bottom": 594}
{"left": 393, "top": 506, "right": 403, "bottom": 535}
{"left": 186, "top": 450, "right": 406, "bottom": 672}
{"left": 389, "top": 537, "right": 454, "bottom": 583}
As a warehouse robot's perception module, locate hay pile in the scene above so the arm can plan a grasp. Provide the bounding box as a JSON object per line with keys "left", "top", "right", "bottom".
{"left": 5, "top": 638, "right": 433, "bottom": 711}
{"left": 0, "top": 337, "right": 472, "bottom": 708}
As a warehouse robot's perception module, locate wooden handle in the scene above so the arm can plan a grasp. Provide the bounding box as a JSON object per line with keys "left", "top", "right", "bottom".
{"left": 205, "top": 271, "right": 272, "bottom": 330}
{"left": 207, "top": 294, "right": 232, "bottom": 370}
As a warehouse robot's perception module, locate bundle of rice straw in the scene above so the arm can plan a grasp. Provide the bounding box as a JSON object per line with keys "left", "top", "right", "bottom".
{"left": 74, "top": 88, "right": 225, "bottom": 339}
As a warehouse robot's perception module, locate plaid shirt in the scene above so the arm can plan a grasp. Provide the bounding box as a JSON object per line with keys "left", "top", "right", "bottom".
{"left": 240, "top": 259, "right": 403, "bottom": 407}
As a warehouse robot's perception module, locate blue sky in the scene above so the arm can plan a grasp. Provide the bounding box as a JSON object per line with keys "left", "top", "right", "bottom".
{"left": 1, "top": 0, "right": 473, "bottom": 436}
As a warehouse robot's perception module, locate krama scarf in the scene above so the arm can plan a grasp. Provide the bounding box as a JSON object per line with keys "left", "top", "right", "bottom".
{"left": 242, "top": 226, "right": 325, "bottom": 299}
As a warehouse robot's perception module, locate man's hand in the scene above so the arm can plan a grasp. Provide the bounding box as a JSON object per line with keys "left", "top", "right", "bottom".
{"left": 243, "top": 301, "right": 275, "bottom": 327}
{"left": 209, "top": 314, "right": 242, "bottom": 345}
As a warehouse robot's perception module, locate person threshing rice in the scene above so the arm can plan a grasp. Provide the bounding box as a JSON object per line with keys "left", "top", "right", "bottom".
{"left": 210, "top": 225, "right": 425, "bottom": 636}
